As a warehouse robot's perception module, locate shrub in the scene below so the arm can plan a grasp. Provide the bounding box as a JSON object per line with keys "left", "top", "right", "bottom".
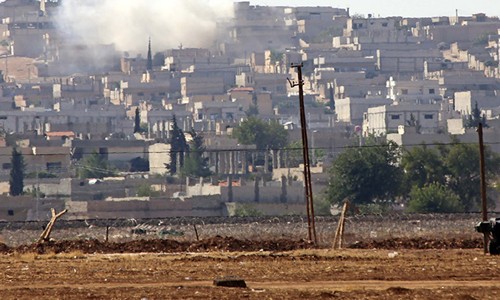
{"left": 407, "top": 183, "right": 464, "bottom": 213}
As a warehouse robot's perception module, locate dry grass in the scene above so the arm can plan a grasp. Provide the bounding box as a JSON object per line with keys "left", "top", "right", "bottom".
{"left": 11, "top": 250, "right": 87, "bottom": 262}
{"left": 12, "top": 252, "right": 39, "bottom": 262}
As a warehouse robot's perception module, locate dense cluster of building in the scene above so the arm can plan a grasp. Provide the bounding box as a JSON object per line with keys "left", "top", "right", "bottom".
{"left": 0, "top": 0, "right": 499, "bottom": 220}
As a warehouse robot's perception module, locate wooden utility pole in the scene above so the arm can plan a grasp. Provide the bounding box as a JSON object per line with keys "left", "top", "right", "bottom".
{"left": 478, "top": 123, "right": 489, "bottom": 254}
{"left": 288, "top": 63, "right": 317, "bottom": 244}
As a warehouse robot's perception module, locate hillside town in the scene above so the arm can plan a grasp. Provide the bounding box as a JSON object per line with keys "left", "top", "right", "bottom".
{"left": 1, "top": 0, "right": 500, "bottom": 221}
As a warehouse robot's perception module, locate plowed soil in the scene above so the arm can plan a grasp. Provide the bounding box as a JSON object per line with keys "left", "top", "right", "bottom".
{"left": 1, "top": 237, "right": 500, "bottom": 299}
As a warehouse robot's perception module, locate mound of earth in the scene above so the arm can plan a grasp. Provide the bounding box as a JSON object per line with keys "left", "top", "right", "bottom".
{"left": 0, "top": 243, "right": 9, "bottom": 253}
{"left": 0, "top": 236, "right": 485, "bottom": 254}
{"left": 11, "top": 236, "right": 315, "bottom": 254}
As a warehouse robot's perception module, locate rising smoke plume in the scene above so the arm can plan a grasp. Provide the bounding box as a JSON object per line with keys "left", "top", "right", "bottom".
{"left": 55, "top": 0, "right": 234, "bottom": 54}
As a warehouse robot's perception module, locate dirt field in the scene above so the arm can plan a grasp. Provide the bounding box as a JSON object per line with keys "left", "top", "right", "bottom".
{"left": 1, "top": 237, "right": 500, "bottom": 299}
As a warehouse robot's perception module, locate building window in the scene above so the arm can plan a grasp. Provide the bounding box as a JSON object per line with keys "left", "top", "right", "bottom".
{"left": 382, "top": 23, "right": 388, "bottom": 27}
{"left": 391, "top": 115, "right": 400, "bottom": 120}
{"left": 46, "top": 162, "right": 62, "bottom": 172}
{"left": 401, "top": 89, "right": 408, "bottom": 95}
{"left": 7, "top": 210, "right": 14, "bottom": 216}
{"left": 424, "top": 114, "right": 434, "bottom": 120}
{"left": 137, "top": 92, "right": 145, "bottom": 96}
{"left": 429, "top": 88, "right": 435, "bottom": 94}
{"left": 2, "top": 163, "right": 11, "bottom": 170}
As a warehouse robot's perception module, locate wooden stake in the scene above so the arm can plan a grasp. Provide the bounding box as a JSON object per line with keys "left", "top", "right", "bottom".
{"left": 105, "top": 226, "right": 110, "bottom": 243}
{"left": 38, "top": 208, "right": 68, "bottom": 243}
{"left": 193, "top": 224, "right": 199, "bottom": 241}
{"left": 333, "top": 201, "right": 349, "bottom": 249}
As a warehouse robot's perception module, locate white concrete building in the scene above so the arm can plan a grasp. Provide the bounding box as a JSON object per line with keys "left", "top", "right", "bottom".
{"left": 387, "top": 77, "right": 442, "bottom": 104}
{"left": 336, "top": 97, "right": 392, "bottom": 125}
{"left": 149, "top": 143, "right": 171, "bottom": 175}
{"left": 454, "top": 91, "right": 500, "bottom": 116}
{"left": 363, "top": 103, "right": 441, "bottom": 135}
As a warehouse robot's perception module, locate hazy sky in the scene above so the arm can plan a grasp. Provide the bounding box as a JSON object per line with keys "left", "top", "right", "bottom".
{"left": 251, "top": 0, "right": 500, "bottom": 18}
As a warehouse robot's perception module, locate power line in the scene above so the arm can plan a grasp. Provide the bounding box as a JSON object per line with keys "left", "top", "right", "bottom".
{"left": 3, "top": 139, "right": 500, "bottom": 158}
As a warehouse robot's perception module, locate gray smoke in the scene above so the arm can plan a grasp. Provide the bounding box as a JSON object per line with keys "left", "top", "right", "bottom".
{"left": 55, "top": 0, "right": 234, "bottom": 53}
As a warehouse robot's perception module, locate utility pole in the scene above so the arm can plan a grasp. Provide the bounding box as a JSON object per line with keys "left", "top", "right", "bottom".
{"left": 4, "top": 53, "right": 8, "bottom": 82}
{"left": 36, "top": 166, "right": 40, "bottom": 220}
{"left": 288, "top": 63, "right": 317, "bottom": 245}
{"left": 478, "top": 122, "right": 489, "bottom": 254}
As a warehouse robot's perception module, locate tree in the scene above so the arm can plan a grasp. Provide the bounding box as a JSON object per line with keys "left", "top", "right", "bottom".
{"left": 9, "top": 148, "right": 25, "bottom": 196}
{"left": 146, "top": 37, "right": 153, "bottom": 71}
{"left": 78, "top": 152, "right": 116, "bottom": 179}
{"left": 406, "top": 113, "right": 421, "bottom": 133}
{"left": 284, "top": 139, "right": 324, "bottom": 168}
{"left": 444, "top": 142, "right": 500, "bottom": 211}
{"left": 133, "top": 107, "right": 141, "bottom": 133}
{"left": 284, "top": 140, "right": 303, "bottom": 168}
{"left": 328, "top": 83, "right": 335, "bottom": 112}
{"left": 465, "top": 101, "right": 488, "bottom": 129}
{"left": 266, "top": 121, "right": 289, "bottom": 150}
{"left": 233, "top": 117, "right": 288, "bottom": 150}
{"left": 129, "top": 157, "right": 149, "bottom": 172}
{"left": 233, "top": 117, "right": 266, "bottom": 148}
{"left": 153, "top": 52, "right": 165, "bottom": 67}
{"left": 400, "top": 141, "right": 500, "bottom": 211}
{"left": 473, "top": 32, "right": 494, "bottom": 46}
{"left": 137, "top": 184, "right": 160, "bottom": 197}
{"left": 326, "top": 139, "right": 403, "bottom": 207}
{"left": 245, "top": 104, "right": 259, "bottom": 117}
{"left": 269, "top": 50, "right": 283, "bottom": 65}
{"left": 181, "top": 129, "right": 212, "bottom": 178}
{"left": 407, "top": 183, "right": 463, "bottom": 213}
{"left": 400, "top": 145, "right": 447, "bottom": 195}
{"left": 168, "top": 115, "right": 188, "bottom": 175}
